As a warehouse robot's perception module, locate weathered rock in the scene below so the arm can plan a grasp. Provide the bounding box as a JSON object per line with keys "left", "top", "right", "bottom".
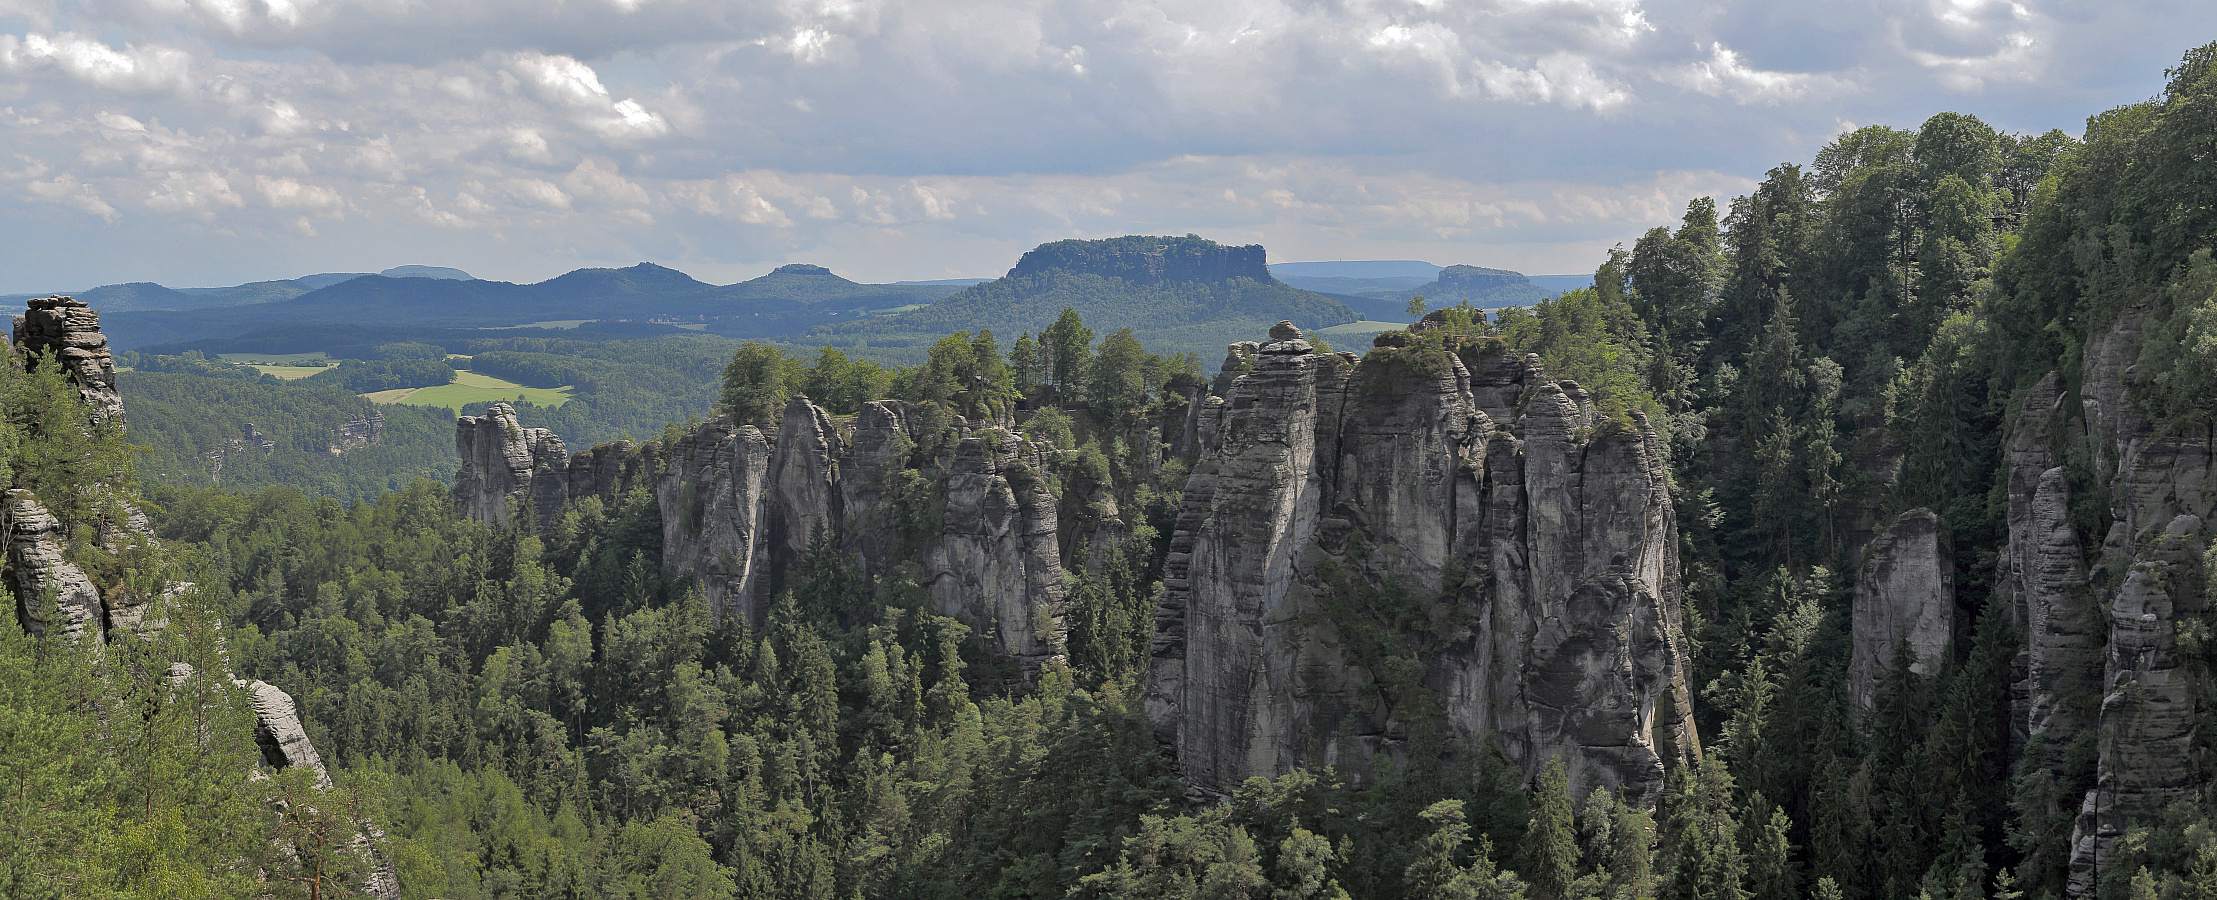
{"left": 168, "top": 662, "right": 399, "bottom": 900}
{"left": 452, "top": 403, "right": 569, "bottom": 526}
{"left": 243, "top": 677, "right": 334, "bottom": 790}
{"left": 328, "top": 413, "right": 385, "bottom": 454}
{"left": 2001, "top": 309, "right": 2217, "bottom": 897}
{"left": 456, "top": 397, "right": 1072, "bottom": 672}
{"left": 925, "top": 430, "right": 1069, "bottom": 673}
{"left": 1145, "top": 331, "right": 1697, "bottom": 802}
{"left": 1848, "top": 509, "right": 1955, "bottom": 711}
{"left": 4, "top": 489, "right": 104, "bottom": 641}
{"left": 653, "top": 418, "right": 774, "bottom": 625}
{"left": 14, "top": 295, "right": 124, "bottom": 428}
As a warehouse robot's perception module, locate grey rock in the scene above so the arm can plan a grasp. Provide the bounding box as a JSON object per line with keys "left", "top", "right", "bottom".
{"left": 1145, "top": 331, "right": 1697, "bottom": 802}
{"left": 1848, "top": 509, "right": 1955, "bottom": 712}
{"left": 14, "top": 295, "right": 125, "bottom": 429}
{"left": 327, "top": 413, "right": 385, "bottom": 455}
{"left": 4, "top": 489, "right": 104, "bottom": 641}
{"left": 243, "top": 678, "right": 334, "bottom": 790}
{"left": 455, "top": 397, "right": 1072, "bottom": 674}
{"left": 452, "top": 403, "right": 568, "bottom": 526}
{"left": 1998, "top": 309, "right": 2217, "bottom": 897}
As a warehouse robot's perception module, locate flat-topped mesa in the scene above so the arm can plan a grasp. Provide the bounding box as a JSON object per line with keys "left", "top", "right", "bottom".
{"left": 454, "top": 396, "right": 1071, "bottom": 679}
{"left": 1146, "top": 325, "right": 1698, "bottom": 803}
{"left": 1009, "top": 235, "right": 1273, "bottom": 285}
{"left": 13, "top": 294, "right": 125, "bottom": 429}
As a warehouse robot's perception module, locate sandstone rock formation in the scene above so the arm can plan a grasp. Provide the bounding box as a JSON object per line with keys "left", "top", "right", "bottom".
{"left": 456, "top": 398, "right": 1072, "bottom": 676}
{"left": 328, "top": 413, "right": 385, "bottom": 454}
{"left": 453, "top": 403, "right": 571, "bottom": 526}
{"left": 13, "top": 295, "right": 125, "bottom": 428}
{"left": 1144, "top": 324, "right": 1699, "bottom": 802}
{"left": 168, "top": 662, "right": 400, "bottom": 900}
{"left": 1848, "top": 509, "right": 1955, "bottom": 711}
{"left": 5, "top": 489, "right": 107, "bottom": 641}
{"left": 4, "top": 296, "right": 396, "bottom": 900}
{"left": 1995, "top": 307, "right": 2217, "bottom": 897}
{"left": 1009, "top": 235, "right": 1272, "bottom": 284}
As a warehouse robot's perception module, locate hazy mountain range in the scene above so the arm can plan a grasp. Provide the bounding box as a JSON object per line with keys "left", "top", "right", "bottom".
{"left": 33, "top": 241, "right": 1582, "bottom": 353}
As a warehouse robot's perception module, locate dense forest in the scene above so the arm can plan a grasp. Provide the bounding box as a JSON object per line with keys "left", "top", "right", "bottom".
{"left": 8, "top": 41, "right": 2217, "bottom": 900}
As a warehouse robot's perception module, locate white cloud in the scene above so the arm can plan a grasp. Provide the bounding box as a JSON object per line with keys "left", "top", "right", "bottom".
{"left": 505, "top": 51, "right": 670, "bottom": 141}
{"left": 0, "top": 0, "right": 2209, "bottom": 290}
{"left": 256, "top": 174, "right": 342, "bottom": 210}
{"left": 1665, "top": 42, "right": 1843, "bottom": 104}
{"left": 0, "top": 32, "right": 193, "bottom": 93}
{"left": 142, "top": 169, "right": 243, "bottom": 212}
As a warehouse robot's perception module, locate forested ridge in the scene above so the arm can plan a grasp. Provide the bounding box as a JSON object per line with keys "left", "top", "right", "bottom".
{"left": 8, "top": 42, "right": 2217, "bottom": 900}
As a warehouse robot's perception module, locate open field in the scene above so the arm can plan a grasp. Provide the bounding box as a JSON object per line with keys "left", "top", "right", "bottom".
{"left": 218, "top": 350, "right": 328, "bottom": 365}
{"left": 252, "top": 365, "right": 326, "bottom": 380}
{"left": 363, "top": 371, "right": 572, "bottom": 412}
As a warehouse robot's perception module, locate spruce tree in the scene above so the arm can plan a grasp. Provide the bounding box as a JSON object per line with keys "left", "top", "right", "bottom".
{"left": 1521, "top": 758, "right": 1580, "bottom": 900}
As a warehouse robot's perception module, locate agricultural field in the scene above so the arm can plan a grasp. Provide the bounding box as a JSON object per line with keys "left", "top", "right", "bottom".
{"left": 252, "top": 365, "right": 326, "bottom": 380}
{"left": 363, "top": 371, "right": 572, "bottom": 412}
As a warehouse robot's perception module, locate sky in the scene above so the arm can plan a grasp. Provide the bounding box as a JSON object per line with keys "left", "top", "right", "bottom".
{"left": 0, "top": 0, "right": 2211, "bottom": 291}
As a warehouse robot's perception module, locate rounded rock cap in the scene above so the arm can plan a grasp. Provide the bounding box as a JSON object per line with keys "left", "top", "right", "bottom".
{"left": 1268, "top": 320, "right": 1302, "bottom": 341}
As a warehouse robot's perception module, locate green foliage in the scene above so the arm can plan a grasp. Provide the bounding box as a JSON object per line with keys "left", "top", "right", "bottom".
{"left": 718, "top": 341, "right": 794, "bottom": 424}
{"left": 123, "top": 371, "right": 456, "bottom": 503}
{"left": 814, "top": 271, "right": 1355, "bottom": 364}
{"left": 303, "top": 357, "right": 457, "bottom": 393}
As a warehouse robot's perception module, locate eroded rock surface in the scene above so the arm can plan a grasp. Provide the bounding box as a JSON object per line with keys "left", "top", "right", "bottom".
{"left": 1848, "top": 509, "right": 1955, "bottom": 711}
{"left": 14, "top": 295, "right": 124, "bottom": 428}
{"left": 1997, "top": 309, "right": 2217, "bottom": 897}
{"left": 1145, "top": 327, "right": 1699, "bottom": 802}
{"left": 4, "top": 489, "right": 105, "bottom": 641}
{"left": 456, "top": 398, "right": 1072, "bottom": 675}
{"left": 453, "top": 403, "right": 570, "bottom": 526}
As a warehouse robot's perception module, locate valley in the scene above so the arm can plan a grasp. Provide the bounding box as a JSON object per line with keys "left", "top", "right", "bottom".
{"left": 5, "top": 38, "right": 2216, "bottom": 900}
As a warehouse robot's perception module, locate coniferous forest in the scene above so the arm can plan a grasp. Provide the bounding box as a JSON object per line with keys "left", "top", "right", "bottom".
{"left": 9, "top": 41, "right": 2217, "bottom": 900}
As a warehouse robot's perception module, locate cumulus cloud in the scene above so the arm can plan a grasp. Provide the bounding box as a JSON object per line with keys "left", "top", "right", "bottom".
{"left": 0, "top": 0, "right": 2209, "bottom": 289}
{"left": 505, "top": 51, "right": 671, "bottom": 141}
{"left": 0, "top": 32, "right": 193, "bottom": 93}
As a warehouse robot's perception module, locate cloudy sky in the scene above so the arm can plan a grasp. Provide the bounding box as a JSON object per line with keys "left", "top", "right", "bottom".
{"left": 0, "top": 0, "right": 2210, "bottom": 291}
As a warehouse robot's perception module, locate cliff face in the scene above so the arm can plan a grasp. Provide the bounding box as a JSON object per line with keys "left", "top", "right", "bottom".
{"left": 14, "top": 295, "right": 125, "bottom": 429}
{"left": 1143, "top": 324, "right": 1699, "bottom": 801}
{"left": 2, "top": 296, "right": 398, "bottom": 900}
{"left": 1848, "top": 509, "right": 1956, "bottom": 712}
{"left": 456, "top": 398, "right": 1071, "bottom": 674}
{"left": 1995, "top": 307, "right": 2217, "bottom": 896}
{"left": 1008, "top": 235, "right": 1273, "bottom": 285}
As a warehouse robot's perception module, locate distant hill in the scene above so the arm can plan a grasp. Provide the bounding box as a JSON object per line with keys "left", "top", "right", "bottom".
{"left": 811, "top": 235, "right": 1356, "bottom": 361}
{"left": 1274, "top": 274, "right": 1433, "bottom": 295}
{"left": 102, "top": 261, "right": 955, "bottom": 350}
{"left": 1269, "top": 260, "right": 1441, "bottom": 279}
{"left": 380, "top": 265, "right": 473, "bottom": 280}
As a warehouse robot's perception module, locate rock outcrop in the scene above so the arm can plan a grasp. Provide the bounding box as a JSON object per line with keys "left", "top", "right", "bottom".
{"left": 1848, "top": 509, "right": 1955, "bottom": 711}
{"left": 453, "top": 403, "right": 571, "bottom": 527}
{"left": 3, "top": 296, "right": 394, "bottom": 899}
{"left": 1009, "top": 235, "right": 1272, "bottom": 284}
{"left": 1996, "top": 308, "right": 2217, "bottom": 897}
{"left": 328, "top": 413, "right": 385, "bottom": 454}
{"left": 1144, "top": 324, "right": 1699, "bottom": 802}
{"left": 456, "top": 398, "right": 1072, "bottom": 675}
{"left": 14, "top": 295, "right": 125, "bottom": 428}
{"left": 5, "top": 489, "right": 107, "bottom": 641}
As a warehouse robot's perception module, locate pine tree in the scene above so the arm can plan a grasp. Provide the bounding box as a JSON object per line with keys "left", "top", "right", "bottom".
{"left": 1522, "top": 758, "right": 1580, "bottom": 900}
